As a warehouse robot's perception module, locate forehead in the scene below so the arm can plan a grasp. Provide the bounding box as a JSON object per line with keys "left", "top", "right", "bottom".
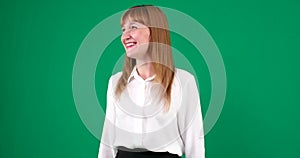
{"left": 121, "top": 20, "right": 147, "bottom": 28}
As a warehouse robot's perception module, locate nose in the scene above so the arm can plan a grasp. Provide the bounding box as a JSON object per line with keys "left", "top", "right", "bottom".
{"left": 121, "top": 30, "right": 132, "bottom": 41}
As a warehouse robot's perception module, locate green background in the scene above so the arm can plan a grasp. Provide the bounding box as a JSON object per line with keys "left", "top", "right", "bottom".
{"left": 1, "top": 0, "right": 299, "bottom": 157}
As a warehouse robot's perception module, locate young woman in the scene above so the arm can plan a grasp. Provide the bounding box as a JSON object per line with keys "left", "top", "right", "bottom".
{"left": 98, "top": 5, "right": 205, "bottom": 158}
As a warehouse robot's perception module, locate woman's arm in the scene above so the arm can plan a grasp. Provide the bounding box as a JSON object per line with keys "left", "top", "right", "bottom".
{"left": 177, "top": 75, "right": 205, "bottom": 158}
{"left": 98, "top": 77, "right": 117, "bottom": 158}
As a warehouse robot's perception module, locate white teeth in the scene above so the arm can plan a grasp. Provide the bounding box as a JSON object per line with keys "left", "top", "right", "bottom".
{"left": 126, "top": 42, "right": 135, "bottom": 47}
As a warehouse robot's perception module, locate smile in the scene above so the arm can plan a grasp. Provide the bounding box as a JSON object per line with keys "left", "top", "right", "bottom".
{"left": 125, "top": 42, "right": 137, "bottom": 49}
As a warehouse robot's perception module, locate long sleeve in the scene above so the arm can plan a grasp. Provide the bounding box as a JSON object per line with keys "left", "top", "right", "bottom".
{"left": 98, "top": 77, "right": 117, "bottom": 158}
{"left": 177, "top": 75, "right": 205, "bottom": 158}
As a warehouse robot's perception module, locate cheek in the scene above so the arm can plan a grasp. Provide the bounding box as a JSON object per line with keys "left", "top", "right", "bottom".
{"left": 139, "top": 32, "right": 150, "bottom": 43}
{"left": 131, "top": 29, "right": 150, "bottom": 42}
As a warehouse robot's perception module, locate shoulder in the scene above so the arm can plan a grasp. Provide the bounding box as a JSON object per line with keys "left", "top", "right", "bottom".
{"left": 109, "top": 72, "right": 122, "bottom": 82}
{"left": 174, "top": 68, "right": 195, "bottom": 81}
{"left": 107, "top": 72, "right": 122, "bottom": 89}
{"left": 173, "top": 68, "right": 199, "bottom": 90}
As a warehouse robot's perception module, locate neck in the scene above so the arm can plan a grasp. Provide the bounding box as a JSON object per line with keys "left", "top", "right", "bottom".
{"left": 136, "top": 61, "right": 155, "bottom": 80}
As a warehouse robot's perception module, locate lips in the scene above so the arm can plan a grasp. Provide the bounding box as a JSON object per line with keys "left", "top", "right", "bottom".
{"left": 124, "top": 41, "right": 137, "bottom": 50}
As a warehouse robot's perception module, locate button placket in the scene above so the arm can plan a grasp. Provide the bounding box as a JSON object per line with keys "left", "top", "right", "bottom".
{"left": 141, "top": 82, "right": 146, "bottom": 147}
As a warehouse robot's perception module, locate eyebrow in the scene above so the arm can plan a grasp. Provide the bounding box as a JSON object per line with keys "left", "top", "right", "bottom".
{"left": 121, "top": 21, "right": 139, "bottom": 28}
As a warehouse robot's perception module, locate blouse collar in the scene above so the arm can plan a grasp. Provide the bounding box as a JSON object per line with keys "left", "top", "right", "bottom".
{"left": 127, "top": 66, "right": 156, "bottom": 83}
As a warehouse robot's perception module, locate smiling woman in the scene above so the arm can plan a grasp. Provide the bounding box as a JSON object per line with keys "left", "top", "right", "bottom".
{"left": 98, "top": 5, "right": 205, "bottom": 158}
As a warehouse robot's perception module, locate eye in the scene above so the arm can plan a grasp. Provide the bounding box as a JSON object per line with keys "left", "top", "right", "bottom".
{"left": 130, "top": 25, "right": 138, "bottom": 29}
{"left": 121, "top": 28, "right": 125, "bottom": 32}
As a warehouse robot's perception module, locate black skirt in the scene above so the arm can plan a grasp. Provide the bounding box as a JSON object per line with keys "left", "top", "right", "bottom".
{"left": 116, "top": 149, "right": 180, "bottom": 158}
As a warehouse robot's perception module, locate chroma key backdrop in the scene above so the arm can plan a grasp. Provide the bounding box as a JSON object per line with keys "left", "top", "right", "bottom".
{"left": 1, "top": 0, "right": 300, "bottom": 158}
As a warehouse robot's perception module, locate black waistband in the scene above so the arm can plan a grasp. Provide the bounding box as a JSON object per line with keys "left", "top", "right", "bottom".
{"left": 116, "top": 149, "right": 180, "bottom": 158}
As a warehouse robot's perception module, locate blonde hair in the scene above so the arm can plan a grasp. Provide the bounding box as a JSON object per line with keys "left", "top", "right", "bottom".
{"left": 115, "top": 5, "right": 175, "bottom": 110}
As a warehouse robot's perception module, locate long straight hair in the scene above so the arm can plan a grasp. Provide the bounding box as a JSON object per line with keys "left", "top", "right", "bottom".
{"left": 115, "top": 5, "right": 175, "bottom": 110}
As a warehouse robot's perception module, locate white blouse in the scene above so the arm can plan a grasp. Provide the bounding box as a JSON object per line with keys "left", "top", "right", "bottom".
{"left": 98, "top": 67, "right": 205, "bottom": 158}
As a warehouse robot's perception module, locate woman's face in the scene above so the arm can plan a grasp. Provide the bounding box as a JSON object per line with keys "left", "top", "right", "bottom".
{"left": 121, "top": 20, "right": 150, "bottom": 60}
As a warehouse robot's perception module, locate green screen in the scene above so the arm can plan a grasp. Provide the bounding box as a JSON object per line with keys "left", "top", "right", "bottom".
{"left": 1, "top": 0, "right": 299, "bottom": 157}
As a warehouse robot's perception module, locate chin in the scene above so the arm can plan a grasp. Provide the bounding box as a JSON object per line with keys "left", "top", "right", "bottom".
{"left": 125, "top": 51, "right": 137, "bottom": 59}
{"left": 125, "top": 47, "right": 140, "bottom": 58}
{"left": 125, "top": 46, "right": 148, "bottom": 59}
